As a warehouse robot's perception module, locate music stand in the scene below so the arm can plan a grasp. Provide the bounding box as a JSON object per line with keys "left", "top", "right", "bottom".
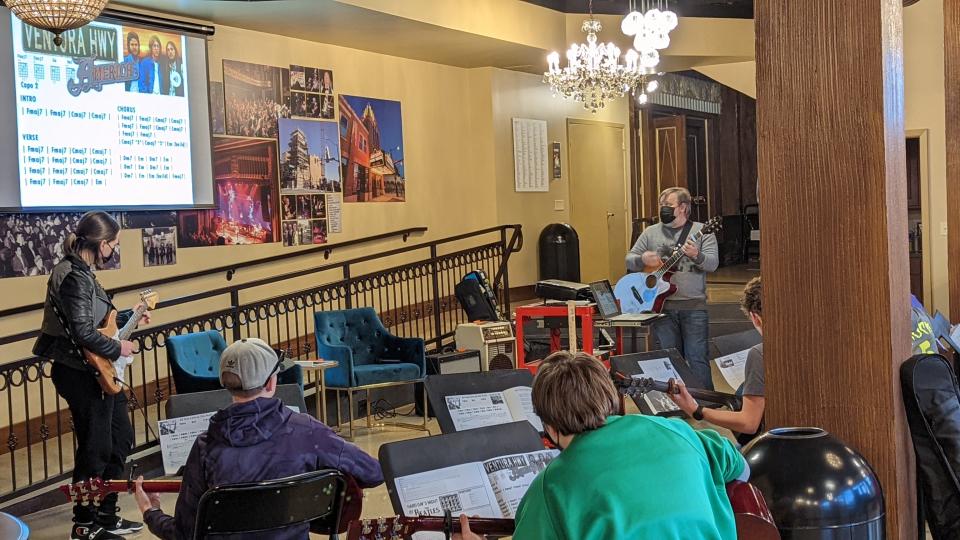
{"left": 710, "top": 329, "right": 762, "bottom": 360}
{"left": 425, "top": 370, "right": 535, "bottom": 434}
{"left": 610, "top": 348, "right": 702, "bottom": 417}
{"left": 378, "top": 421, "right": 544, "bottom": 515}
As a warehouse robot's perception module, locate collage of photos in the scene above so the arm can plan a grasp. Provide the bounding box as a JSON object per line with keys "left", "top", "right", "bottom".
{"left": 280, "top": 194, "right": 328, "bottom": 247}
{"left": 339, "top": 95, "right": 406, "bottom": 202}
{"left": 142, "top": 227, "right": 177, "bottom": 267}
{"left": 0, "top": 212, "right": 120, "bottom": 279}
{"left": 210, "top": 81, "right": 225, "bottom": 135}
{"left": 223, "top": 60, "right": 291, "bottom": 138}
{"left": 290, "top": 65, "right": 334, "bottom": 120}
{"left": 122, "top": 26, "right": 187, "bottom": 97}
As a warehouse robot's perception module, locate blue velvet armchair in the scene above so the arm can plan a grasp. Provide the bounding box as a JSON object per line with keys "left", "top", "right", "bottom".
{"left": 314, "top": 308, "right": 427, "bottom": 437}
{"left": 314, "top": 308, "right": 426, "bottom": 389}
{"left": 167, "top": 330, "right": 303, "bottom": 395}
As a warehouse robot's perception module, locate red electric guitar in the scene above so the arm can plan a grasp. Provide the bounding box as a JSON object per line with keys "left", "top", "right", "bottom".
{"left": 60, "top": 474, "right": 363, "bottom": 534}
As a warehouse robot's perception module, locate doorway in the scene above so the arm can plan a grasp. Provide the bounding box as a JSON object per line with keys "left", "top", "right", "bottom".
{"left": 906, "top": 130, "right": 932, "bottom": 308}
{"left": 567, "top": 119, "right": 629, "bottom": 283}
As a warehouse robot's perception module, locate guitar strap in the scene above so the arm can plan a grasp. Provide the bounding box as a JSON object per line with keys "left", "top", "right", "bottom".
{"left": 46, "top": 284, "right": 101, "bottom": 378}
{"left": 675, "top": 220, "right": 694, "bottom": 251}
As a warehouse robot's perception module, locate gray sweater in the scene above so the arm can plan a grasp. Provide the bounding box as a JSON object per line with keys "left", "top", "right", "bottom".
{"left": 625, "top": 221, "right": 719, "bottom": 309}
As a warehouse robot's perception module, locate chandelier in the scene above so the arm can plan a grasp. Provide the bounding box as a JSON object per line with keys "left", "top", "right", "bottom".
{"left": 621, "top": 0, "right": 678, "bottom": 105}
{"left": 543, "top": 0, "right": 656, "bottom": 113}
{"left": 3, "top": 0, "right": 109, "bottom": 46}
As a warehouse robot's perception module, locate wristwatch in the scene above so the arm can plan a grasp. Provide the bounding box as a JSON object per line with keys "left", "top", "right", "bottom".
{"left": 692, "top": 405, "right": 704, "bottom": 421}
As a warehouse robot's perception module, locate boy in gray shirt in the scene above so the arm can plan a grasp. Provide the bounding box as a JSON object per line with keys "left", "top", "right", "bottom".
{"left": 626, "top": 187, "right": 719, "bottom": 389}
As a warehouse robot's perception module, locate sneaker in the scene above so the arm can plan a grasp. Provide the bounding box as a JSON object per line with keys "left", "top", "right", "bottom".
{"left": 95, "top": 513, "right": 144, "bottom": 535}
{"left": 69, "top": 523, "right": 123, "bottom": 540}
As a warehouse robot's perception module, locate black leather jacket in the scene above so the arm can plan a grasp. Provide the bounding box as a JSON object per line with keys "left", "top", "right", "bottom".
{"left": 33, "top": 255, "right": 131, "bottom": 371}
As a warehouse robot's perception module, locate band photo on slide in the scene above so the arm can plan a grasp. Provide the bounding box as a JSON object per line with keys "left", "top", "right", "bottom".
{"left": 122, "top": 26, "right": 187, "bottom": 97}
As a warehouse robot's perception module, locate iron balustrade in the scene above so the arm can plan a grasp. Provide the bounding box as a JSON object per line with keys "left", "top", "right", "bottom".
{"left": 0, "top": 224, "right": 522, "bottom": 505}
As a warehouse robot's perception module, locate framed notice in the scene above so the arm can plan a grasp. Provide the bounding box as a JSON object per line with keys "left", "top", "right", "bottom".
{"left": 512, "top": 118, "right": 549, "bottom": 192}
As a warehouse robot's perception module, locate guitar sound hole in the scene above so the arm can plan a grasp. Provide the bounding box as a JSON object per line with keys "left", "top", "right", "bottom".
{"left": 645, "top": 275, "right": 657, "bottom": 288}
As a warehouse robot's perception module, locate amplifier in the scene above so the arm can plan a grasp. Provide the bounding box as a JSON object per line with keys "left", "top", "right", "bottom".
{"left": 455, "top": 322, "right": 515, "bottom": 371}
{"left": 415, "top": 349, "right": 483, "bottom": 416}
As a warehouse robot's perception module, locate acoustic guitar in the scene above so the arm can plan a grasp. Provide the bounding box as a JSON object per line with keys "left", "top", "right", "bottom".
{"left": 346, "top": 481, "right": 778, "bottom": 540}
{"left": 59, "top": 473, "right": 362, "bottom": 534}
{"left": 83, "top": 289, "right": 158, "bottom": 395}
{"left": 614, "top": 216, "right": 723, "bottom": 313}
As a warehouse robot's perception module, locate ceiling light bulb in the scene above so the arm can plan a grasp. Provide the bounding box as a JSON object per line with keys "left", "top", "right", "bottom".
{"left": 621, "top": 11, "right": 643, "bottom": 36}
{"left": 647, "top": 80, "right": 659, "bottom": 93}
{"left": 638, "top": 93, "right": 649, "bottom": 104}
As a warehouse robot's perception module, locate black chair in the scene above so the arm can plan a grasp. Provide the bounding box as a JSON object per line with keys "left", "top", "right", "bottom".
{"left": 166, "top": 384, "right": 309, "bottom": 419}
{"left": 900, "top": 354, "right": 960, "bottom": 540}
{"left": 193, "top": 469, "right": 349, "bottom": 539}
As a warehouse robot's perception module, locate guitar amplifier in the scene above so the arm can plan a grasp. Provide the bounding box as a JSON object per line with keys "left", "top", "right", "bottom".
{"left": 534, "top": 279, "right": 592, "bottom": 302}
{"left": 415, "top": 349, "right": 482, "bottom": 416}
{"left": 454, "top": 322, "right": 515, "bottom": 371}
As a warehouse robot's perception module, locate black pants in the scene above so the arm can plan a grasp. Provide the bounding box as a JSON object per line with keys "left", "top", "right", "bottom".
{"left": 52, "top": 361, "right": 134, "bottom": 522}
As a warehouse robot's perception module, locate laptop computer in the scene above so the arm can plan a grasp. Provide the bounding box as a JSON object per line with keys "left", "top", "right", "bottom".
{"left": 589, "top": 280, "right": 661, "bottom": 325}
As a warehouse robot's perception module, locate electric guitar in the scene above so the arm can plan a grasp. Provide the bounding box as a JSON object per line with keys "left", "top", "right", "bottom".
{"left": 614, "top": 216, "right": 723, "bottom": 313}
{"left": 83, "top": 289, "right": 158, "bottom": 395}
{"left": 59, "top": 473, "right": 363, "bottom": 534}
{"left": 346, "top": 482, "right": 779, "bottom": 540}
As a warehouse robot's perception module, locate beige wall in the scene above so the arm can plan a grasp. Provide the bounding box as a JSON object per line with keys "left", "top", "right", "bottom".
{"left": 484, "top": 68, "right": 630, "bottom": 286}
{"left": 904, "top": 0, "right": 948, "bottom": 315}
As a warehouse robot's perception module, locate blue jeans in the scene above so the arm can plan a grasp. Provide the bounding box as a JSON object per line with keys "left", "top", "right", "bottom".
{"left": 652, "top": 309, "right": 712, "bottom": 390}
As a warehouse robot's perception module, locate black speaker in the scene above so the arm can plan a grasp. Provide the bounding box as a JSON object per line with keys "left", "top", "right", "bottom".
{"left": 414, "top": 350, "right": 482, "bottom": 417}
{"left": 455, "top": 271, "right": 500, "bottom": 322}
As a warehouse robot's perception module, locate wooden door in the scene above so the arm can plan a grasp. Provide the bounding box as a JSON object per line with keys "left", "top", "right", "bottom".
{"left": 686, "top": 118, "right": 711, "bottom": 222}
{"left": 568, "top": 120, "right": 629, "bottom": 283}
{"left": 653, "top": 115, "right": 688, "bottom": 196}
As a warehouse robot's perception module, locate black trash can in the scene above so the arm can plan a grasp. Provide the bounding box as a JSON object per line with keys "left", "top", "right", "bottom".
{"left": 742, "top": 427, "right": 885, "bottom": 539}
{"left": 538, "top": 224, "right": 580, "bottom": 282}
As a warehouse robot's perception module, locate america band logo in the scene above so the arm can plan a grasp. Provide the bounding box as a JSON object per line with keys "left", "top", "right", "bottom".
{"left": 67, "top": 56, "right": 138, "bottom": 97}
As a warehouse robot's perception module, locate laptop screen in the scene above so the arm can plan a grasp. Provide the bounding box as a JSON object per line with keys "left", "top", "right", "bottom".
{"left": 589, "top": 280, "right": 621, "bottom": 318}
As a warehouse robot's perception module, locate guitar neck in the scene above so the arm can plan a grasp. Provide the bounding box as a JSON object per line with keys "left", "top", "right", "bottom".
{"left": 117, "top": 305, "right": 147, "bottom": 341}
{"left": 654, "top": 229, "right": 706, "bottom": 278}
{"left": 409, "top": 517, "right": 514, "bottom": 535}
{"left": 619, "top": 378, "right": 739, "bottom": 408}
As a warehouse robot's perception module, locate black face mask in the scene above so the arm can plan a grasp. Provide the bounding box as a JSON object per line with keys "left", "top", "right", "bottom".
{"left": 659, "top": 205, "right": 676, "bottom": 224}
{"left": 544, "top": 429, "right": 565, "bottom": 451}
{"left": 100, "top": 243, "right": 118, "bottom": 266}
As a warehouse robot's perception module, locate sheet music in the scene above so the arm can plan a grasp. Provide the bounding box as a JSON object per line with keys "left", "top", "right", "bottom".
{"left": 483, "top": 450, "right": 558, "bottom": 517}
{"left": 395, "top": 462, "right": 502, "bottom": 519}
{"left": 714, "top": 349, "right": 750, "bottom": 390}
{"left": 446, "top": 387, "right": 543, "bottom": 432}
{"left": 512, "top": 118, "right": 549, "bottom": 192}
{"left": 158, "top": 412, "right": 214, "bottom": 475}
{"left": 634, "top": 357, "right": 683, "bottom": 413}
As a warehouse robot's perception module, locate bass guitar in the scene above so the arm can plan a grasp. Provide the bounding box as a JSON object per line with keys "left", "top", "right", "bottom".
{"left": 614, "top": 216, "right": 722, "bottom": 313}
{"left": 59, "top": 473, "right": 362, "bottom": 534}
{"left": 83, "top": 289, "right": 158, "bottom": 395}
{"left": 347, "top": 482, "right": 778, "bottom": 540}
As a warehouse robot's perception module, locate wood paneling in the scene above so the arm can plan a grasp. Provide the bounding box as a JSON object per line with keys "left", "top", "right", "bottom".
{"left": 717, "top": 87, "right": 758, "bottom": 216}
{"left": 946, "top": 0, "right": 960, "bottom": 321}
{"left": 756, "top": 0, "right": 914, "bottom": 536}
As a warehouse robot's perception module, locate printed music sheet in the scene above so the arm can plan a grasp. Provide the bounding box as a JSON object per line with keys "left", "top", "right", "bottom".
{"left": 446, "top": 386, "right": 543, "bottom": 432}
{"left": 714, "top": 349, "right": 750, "bottom": 390}
{"left": 158, "top": 412, "right": 215, "bottom": 475}
{"left": 512, "top": 118, "right": 549, "bottom": 192}
{"left": 633, "top": 357, "right": 684, "bottom": 414}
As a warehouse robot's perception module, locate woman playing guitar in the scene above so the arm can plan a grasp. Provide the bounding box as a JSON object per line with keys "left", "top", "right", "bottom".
{"left": 33, "top": 211, "right": 151, "bottom": 540}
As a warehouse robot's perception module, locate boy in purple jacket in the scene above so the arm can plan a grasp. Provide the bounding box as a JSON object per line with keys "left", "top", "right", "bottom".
{"left": 134, "top": 338, "right": 384, "bottom": 539}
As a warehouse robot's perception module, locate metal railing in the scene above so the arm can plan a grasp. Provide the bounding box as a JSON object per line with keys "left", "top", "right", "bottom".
{"left": 0, "top": 224, "right": 523, "bottom": 504}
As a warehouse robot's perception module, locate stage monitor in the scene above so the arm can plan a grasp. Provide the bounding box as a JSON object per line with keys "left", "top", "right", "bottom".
{"left": 0, "top": 11, "right": 216, "bottom": 211}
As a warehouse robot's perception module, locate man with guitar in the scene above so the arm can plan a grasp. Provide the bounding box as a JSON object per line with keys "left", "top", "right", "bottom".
{"left": 670, "top": 277, "right": 765, "bottom": 443}
{"left": 627, "top": 187, "right": 719, "bottom": 390}
{"left": 132, "top": 337, "right": 384, "bottom": 539}
{"left": 455, "top": 351, "right": 750, "bottom": 540}
{"left": 34, "top": 211, "right": 151, "bottom": 540}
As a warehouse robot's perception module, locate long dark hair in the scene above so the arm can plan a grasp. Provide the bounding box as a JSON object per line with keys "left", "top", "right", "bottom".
{"left": 64, "top": 211, "right": 120, "bottom": 263}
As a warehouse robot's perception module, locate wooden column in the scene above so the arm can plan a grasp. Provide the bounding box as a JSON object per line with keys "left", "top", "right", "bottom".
{"left": 756, "top": 0, "right": 914, "bottom": 536}
{"left": 947, "top": 0, "right": 960, "bottom": 321}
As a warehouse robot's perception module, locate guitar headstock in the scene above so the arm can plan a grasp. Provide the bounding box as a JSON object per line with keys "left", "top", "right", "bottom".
{"left": 702, "top": 216, "right": 723, "bottom": 235}
{"left": 59, "top": 477, "right": 113, "bottom": 504}
{"left": 612, "top": 374, "right": 655, "bottom": 398}
{"left": 139, "top": 288, "right": 159, "bottom": 310}
{"left": 346, "top": 516, "right": 411, "bottom": 540}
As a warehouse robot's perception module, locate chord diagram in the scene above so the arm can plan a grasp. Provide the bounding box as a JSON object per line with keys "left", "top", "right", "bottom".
{"left": 33, "top": 63, "right": 45, "bottom": 81}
